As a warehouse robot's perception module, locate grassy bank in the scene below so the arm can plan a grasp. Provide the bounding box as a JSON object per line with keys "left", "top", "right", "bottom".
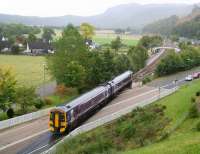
{"left": 54, "top": 79, "right": 200, "bottom": 154}
{"left": 123, "top": 79, "right": 200, "bottom": 154}
{"left": 0, "top": 55, "right": 51, "bottom": 87}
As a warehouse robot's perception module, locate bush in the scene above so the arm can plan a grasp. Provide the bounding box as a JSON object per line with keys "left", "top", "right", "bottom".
{"left": 142, "top": 76, "right": 152, "bottom": 85}
{"left": 196, "top": 91, "right": 200, "bottom": 97}
{"left": 189, "top": 103, "right": 199, "bottom": 118}
{"left": 34, "top": 99, "right": 44, "bottom": 109}
{"left": 44, "top": 97, "right": 53, "bottom": 105}
{"left": 197, "top": 121, "right": 200, "bottom": 131}
{"left": 116, "top": 122, "right": 136, "bottom": 139}
{"left": 56, "top": 84, "right": 77, "bottom": 96}
{"left": 6, "top": 108, "right": 14, "bottom": 118}
{"left": 191, "top": 97, "right": 196, "bottom": 103}
{"left": 11, "top": 45, "right": 20, "bottom": 54}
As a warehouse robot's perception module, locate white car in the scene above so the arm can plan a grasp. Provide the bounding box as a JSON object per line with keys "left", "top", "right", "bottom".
{"left": 185, "top": 75, "right": 193, "bottom": 81}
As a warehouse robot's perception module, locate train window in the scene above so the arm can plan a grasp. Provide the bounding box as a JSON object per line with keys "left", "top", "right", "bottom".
{"left": 71, "top": 109, "right": 75, "bottom": 121}
{"left": 59, "top": 113, "right": 65, "bottom": 122}
{"left": 50, "top": 112, "right": 53, "bottom": 120}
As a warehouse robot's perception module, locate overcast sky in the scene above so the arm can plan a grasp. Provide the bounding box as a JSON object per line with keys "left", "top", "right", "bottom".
{"left": 0, "top": 0, "right": 199, "bottom": 17}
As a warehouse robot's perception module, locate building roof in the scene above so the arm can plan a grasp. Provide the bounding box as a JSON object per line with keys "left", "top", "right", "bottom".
{"left": 0, "top": 40, "right": 12, "bottom": 48}
{"left": 29, "top": 41, "right": 54, "bottom": 50}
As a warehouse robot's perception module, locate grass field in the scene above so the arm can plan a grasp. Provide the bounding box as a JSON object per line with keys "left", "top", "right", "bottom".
{"left": 123, "top": 79, "right": 200, "bottom": 154}
{"left": 52, "top": 28, "right": 139, "bottom": 46}
{"left": 0, "top": 55, "right": 51, "bottom": 87}
{"left": 93, "top": 35, "right": 139, "bottom": 46}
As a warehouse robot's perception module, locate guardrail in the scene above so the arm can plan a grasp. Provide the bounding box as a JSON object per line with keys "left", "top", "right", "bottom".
{"left": 0, "top": 107, "right": 53, "bottom": 130}
{"left": 45, "top": 86, "right": 178, "bottom": 154}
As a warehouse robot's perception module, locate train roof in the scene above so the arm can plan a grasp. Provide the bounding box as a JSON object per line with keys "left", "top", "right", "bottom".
{"left": 57, "top": 86, "right": 106, "bottom": 112}
{"left": 111, "top": 70, "right": 132, "bottom": 84}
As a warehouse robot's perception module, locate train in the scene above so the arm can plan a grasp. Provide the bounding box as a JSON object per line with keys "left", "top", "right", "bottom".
{"left": 48, "top": 71, "right": 133, "bottom": 134}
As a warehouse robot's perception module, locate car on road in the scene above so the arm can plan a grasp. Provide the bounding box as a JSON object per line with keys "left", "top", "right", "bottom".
{"left": 192, "top": 72, "right": 200, "bottom": 79}
{"left": 185, "top": 75, "right": 193, "bottom": 81}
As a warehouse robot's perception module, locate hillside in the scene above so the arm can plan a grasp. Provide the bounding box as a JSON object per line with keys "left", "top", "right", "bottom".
{"left": 143, "top": 5, "right": 200, "bottom": 39}
{"left": 0, "top": 3, "right": 194, "bottom": 29}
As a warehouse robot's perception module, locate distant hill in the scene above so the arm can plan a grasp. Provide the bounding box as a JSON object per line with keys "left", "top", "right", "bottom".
{"left": 0, "top": 3, "right": 195, "bottom": 29}
{"left": 143, "top": 5, "right": 200, "bottom": 39}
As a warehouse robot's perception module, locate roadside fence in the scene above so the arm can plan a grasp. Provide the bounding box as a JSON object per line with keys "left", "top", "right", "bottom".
{"left": 0, "top": 107, "right": 53, "bottom": 130}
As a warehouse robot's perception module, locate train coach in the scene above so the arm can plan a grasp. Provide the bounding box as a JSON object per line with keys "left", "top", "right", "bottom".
{"left": 49, "top": 71, "right": 133, "bottom": 134}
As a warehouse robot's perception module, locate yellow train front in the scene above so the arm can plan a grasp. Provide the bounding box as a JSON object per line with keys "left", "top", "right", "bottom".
{"left": 49, "top": 108, "right": 67, "bottom": 134}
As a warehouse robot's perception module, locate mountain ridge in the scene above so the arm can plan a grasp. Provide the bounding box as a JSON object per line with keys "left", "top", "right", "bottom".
{"left": 0, "top": 3, "right": 196, "bottom": 28}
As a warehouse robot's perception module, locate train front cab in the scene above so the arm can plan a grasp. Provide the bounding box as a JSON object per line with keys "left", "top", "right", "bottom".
{"left": 49, "top": 109, "right": 67, "bottom": 134}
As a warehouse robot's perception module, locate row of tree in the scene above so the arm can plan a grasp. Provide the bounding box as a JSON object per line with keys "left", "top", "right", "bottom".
{"left": 156, "top": 46, "right": 200, "bottom": 76}
{"left": 47, "top": 25, "right": 152, "bottom": 92}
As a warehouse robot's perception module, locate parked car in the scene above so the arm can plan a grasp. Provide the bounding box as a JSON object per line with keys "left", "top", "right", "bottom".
{"left": 185, "top": 75, "right": 193, "bottom": 81}
{"left": 192, "top": 72, "right": 200, "bottom": 79}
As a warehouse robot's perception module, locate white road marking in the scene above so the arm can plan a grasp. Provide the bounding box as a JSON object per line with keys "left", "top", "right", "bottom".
{"left": 104, "top": 88, "right": 158, "bottom": 110}
{"left": 27, "top": 144, "right": 49, "bottom": 154}
{"left": 0, "top": 129, "right": 49, "bottom": 151}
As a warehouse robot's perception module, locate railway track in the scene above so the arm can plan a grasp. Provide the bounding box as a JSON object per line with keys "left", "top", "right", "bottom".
{"left": 133, "top": 49, "right": 166, "bottom": 81}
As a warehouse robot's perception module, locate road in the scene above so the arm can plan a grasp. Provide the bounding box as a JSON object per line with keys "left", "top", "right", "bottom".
{"left": 0, "top": 84, "right": 160, "bottom": 154}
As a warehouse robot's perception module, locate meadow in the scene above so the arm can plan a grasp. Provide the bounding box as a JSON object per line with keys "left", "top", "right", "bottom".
{"left": 53, "top": 28, "right": 139, "bottom": 46}
{"left": 93, "top": 34, "right": 139, "bottom": 46}
{"left": 0, "top": 55, "right": 51, "bottom": 87}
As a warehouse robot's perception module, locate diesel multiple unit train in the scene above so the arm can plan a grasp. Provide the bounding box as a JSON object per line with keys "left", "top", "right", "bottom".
{"left": 49, "top": 71, "right": 133, "bottom": 134}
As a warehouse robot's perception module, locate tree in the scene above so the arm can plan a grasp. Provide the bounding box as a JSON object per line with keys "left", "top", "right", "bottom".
{"left": 0, "top": 67, "right": 17, "bottom": 111}
{"left": 11, "top": 45, "right": 20, "bottom": 54}
{"left": 47, "top": 24, "right": 89, "bottom": 91}
{"left": 114, "top": 54, "right": 131, "bottom": 74}
{"left": 128, "top": 45, "right": 148, "bottom": 71}
{"left": 42, "top": 27, "right": 55, "bottom": 42}
{"left": 16, "top": 86, "right": 37, "bottom": 114}
{"left": 138, "top": 36, "right": 163, "bottom": 50}
{"left": 155, "top": 51, "right": 183, "bottom": 76}
{"left": 27, "top": 33, "right": 37, "bottom": 43}
{"left": 111, "top": 36, "right": 122, "bottom": 52}
{"left": 80, "top": 23, "right": 95, "bottom": 40}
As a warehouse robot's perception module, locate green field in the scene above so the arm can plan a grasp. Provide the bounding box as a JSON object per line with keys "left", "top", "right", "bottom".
{"left": 93, "top": 35, "right": 139, "bottom": 46}
{"left": 0, "top": 55, "right": 51, "bottom": 87}
{"left": 52, "top": 28, "right": 139, "bottom": 46}
{"left": 123, "top": 79, "right": 200, "bottom": 154}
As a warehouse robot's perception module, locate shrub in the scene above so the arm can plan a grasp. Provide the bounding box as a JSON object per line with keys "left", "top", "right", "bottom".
{"left": 34, "top": 99, "right": 44, "bottom": 109}
{"left": 44, "top": 97, "right": 53, "bottom": 105}
{"left": 189, "top": 103, "right": 199, "bottom": 118}
{"left": 56, "top": 84, "right": 77, "bottom": 96}
{"left": 197, "top": 121, "right": 200, "bottom": 131}
{"left": 196, "top": 91, "right": 200, "bottom": 97}
{"left": 142, "top": 76, "right": 151, "bottom": 85}
{"left": 191, "top": 96, "right": 196, "bottom": 103}
{"left": 6, "top": 108, "right": 14, "bottom": 118}
{"left": 115, "top": 121, "right": 136, "bottom": 138}
{"left": 11, "top": 45, "right": 20, "bottom": 54}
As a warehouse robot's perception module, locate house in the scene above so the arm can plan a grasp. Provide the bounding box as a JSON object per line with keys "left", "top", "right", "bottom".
{"left": 0, "top": 36, "right": 12, "bottom": 52}
{"left": 24, "top": 41, "right": 54, "bottom": 55}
